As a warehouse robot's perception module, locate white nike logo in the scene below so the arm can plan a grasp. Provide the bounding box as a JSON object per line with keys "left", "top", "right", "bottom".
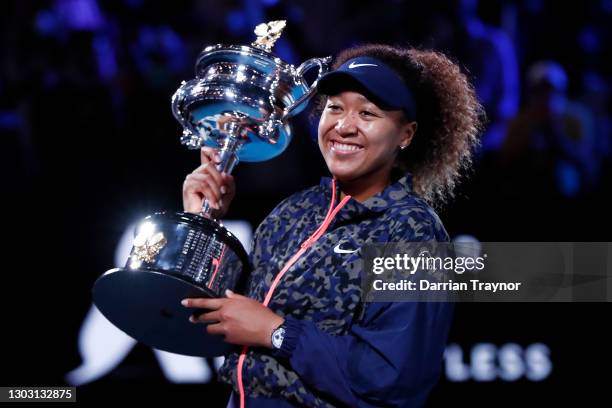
{"left": 348, "top": 62, "right": 378, "bottom": 69}
{"left": 334, "top": 242, "right": 359, "bottom": 254}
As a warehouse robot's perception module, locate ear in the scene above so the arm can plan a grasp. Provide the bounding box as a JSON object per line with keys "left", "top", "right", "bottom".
{"left": 399, "top": 121, "right": 418, "bottom": 149}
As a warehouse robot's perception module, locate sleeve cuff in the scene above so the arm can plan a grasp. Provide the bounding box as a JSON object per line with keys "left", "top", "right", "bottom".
{"left": 271, "top": 316, "right": 304, "bottom": 360}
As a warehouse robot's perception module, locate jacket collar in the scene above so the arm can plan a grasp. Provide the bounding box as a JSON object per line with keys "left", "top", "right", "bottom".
{"left": 318, "top": 173, "right": 415, "bottom": 223}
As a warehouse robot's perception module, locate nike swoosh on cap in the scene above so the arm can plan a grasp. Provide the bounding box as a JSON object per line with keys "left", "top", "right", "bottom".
{"left": 348, "top": 62, "right": 378, "bottom": 69}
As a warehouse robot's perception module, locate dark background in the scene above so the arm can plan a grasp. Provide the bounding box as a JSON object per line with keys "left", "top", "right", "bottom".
{"left": 1, "top": 0, "right": 610, "bottom": 406}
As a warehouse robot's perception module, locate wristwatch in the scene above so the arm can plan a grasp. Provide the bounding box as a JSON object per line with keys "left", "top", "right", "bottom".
{"left": 271, "top": 323, "right": 286, "bottom": 350}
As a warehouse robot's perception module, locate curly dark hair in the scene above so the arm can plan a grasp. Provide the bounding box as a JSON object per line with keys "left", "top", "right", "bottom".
{"left": 312, "top": 44, "right": 485, "bottom": 207}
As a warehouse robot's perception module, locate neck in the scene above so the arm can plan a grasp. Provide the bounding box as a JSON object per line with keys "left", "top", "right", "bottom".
{"left": 337, "top": 169, "right": 391, "bottom": 203}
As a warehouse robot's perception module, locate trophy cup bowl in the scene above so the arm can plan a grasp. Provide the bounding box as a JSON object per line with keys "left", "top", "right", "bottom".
{"left": 93, "top": 21, "right": 330, "bottom": 357}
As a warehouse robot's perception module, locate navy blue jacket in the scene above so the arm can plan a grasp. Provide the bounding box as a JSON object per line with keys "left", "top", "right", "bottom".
{"left": 220, "top": 174, "right": 454, "bottom": 407}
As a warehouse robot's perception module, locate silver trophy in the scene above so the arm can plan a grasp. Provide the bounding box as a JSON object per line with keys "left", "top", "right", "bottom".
{"left": 93, "top": 21, "right": 330, "bottom": 357}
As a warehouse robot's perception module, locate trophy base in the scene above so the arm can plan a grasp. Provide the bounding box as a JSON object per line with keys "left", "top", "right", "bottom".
{"left": 93, "top": 267, "right": 235, "bottom": 357}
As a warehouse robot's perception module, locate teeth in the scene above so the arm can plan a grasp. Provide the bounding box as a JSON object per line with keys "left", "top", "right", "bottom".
{"left": 332, "top": 141, "right": 362, "bottom": 152}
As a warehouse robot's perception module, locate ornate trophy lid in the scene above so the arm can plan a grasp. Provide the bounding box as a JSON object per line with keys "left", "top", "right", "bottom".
{"left": 251, "top": 20, "right": 287, "bottom": 52}
{"left": 195, "top": 19, "right": 291, "bottom": 75}
{"left": 173, "top": 19, "right": 330, "bottom": 163}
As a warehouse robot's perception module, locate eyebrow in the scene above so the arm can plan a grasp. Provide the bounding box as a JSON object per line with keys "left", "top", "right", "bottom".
{"left": 328, "top": 94, "right": 379, "bottom": 107}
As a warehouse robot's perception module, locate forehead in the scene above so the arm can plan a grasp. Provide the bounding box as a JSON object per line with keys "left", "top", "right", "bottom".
{"left": 327, "top": 91, "right": 378, "bottom": 106}
{"left": 324, "top": 91, "right": 408, "bottom": 123}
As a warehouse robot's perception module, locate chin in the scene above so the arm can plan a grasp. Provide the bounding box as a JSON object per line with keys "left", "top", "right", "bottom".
{"left": 329, "top": 167, "right": 361, "bottom": 182}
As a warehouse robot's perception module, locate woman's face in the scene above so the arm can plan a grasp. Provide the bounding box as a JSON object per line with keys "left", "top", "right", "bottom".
{"left": 318, "top": 91, "right": 415, "bottom": 185}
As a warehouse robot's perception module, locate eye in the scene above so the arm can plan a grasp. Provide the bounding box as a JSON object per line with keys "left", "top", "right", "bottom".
{"left": 326, "top": 104, "right": 342, "bottom": 113}
{"left": 360, "top": 110, "right": 377, "bottom": 117}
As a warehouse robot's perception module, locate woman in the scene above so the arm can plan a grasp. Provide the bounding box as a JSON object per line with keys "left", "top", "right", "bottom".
{"left": 181, "top": 44, "right": 483, "bottom": 407}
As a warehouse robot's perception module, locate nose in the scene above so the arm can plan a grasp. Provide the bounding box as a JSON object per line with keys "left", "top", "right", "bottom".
{"left": 334, "top": 113, "right": 358, "bottom": 136}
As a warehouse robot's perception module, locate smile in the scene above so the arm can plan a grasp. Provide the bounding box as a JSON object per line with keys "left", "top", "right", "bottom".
{"left": 330, "top": 140, "right": 364, "bottom": 154}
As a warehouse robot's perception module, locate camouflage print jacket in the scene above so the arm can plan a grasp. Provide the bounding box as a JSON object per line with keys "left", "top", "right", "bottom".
{"left": 218, "top": 173, "right": 454, "bottom": 408}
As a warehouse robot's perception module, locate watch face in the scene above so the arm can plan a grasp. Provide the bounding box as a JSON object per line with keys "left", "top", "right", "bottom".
{"left": 272, "top": 326, "right": 286, "bottom": 349}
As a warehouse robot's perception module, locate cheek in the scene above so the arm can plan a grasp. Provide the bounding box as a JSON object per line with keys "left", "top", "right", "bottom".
{"left": 317, "top": 120, "right": 324, "bottom": 149}
{"left": 317, "top": 114, "right": 332, "bottom": 151}
{"left": 364, "top": 127, "right": 400, "bottom": 158}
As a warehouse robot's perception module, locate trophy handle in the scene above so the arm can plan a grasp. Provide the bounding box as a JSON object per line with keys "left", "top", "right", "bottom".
{"left": 282, "top": 56, "right": 332, "bottom": 120}
{"left": 172, "top": 79, "right": 205, "bottom": 149}
{"left": 199, "top": 122, "right": 242, "bottom": 218}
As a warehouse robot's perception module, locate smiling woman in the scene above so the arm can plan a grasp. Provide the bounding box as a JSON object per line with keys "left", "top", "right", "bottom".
{"left": 317, "top": 91, "right": 415, "bottom": 202}
{"left": 313, "top": 44, "right": 485, "bottom": 206}
{"left": 182, "top": 43, "right": 484, "bottom": 408}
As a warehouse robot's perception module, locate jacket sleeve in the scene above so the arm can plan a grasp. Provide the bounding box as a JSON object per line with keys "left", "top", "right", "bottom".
{"left": 271, "top": 299, "right": 454, "bottom": 407}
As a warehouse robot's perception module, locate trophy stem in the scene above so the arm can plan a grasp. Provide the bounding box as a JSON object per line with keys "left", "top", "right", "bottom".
{"left": 200, "top": 122, "right": 243, "bottom": 217}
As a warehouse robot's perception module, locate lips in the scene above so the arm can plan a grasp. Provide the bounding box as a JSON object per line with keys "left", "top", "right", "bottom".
{"left": 329, "top": 140, "right": 364, "bottom": 154}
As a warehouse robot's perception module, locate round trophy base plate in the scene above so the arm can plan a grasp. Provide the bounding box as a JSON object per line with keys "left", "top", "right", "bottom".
{"left": 93, "top": 268, "right": 234, "bottom": 357}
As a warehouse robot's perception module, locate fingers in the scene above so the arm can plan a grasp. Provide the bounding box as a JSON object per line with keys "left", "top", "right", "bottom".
{"left": 206, "top": 322, "right": 225, "bottom": 336}
{"left": 182, "top": 297, "right": 224, "bottom": 310}
{"left": 224, "top": 289, "right": 246, "bottom": 299}
{"left": 189, "top": 165, "right": 234, "bottom": 194}
{"left": 200, "top": 147, "right": 221, "bottom": 166}
{"left": 186, "top": 302, "right": 226, "bottom": 338}
{"left": 190, "top": 309, "right": 220, "bottom": 324}
{"left": 193, "top": 161, "right": 224, "bottom": 188}
{"left": 184, "top": 172, "right": 223, "bottom": 208}
{"left": 196, "top": 147, "right": 223, "bottom": 189}
{"left": 184, "top": 170, "right": 234, "bottom": 209}
{"left": 183, "top": 175, "right": 219, "bottom": 210}
{"left": 221, "top": 173, "right": 235, "bottom": 198}
{"left": 183, "top": 147, "right": 235, "bottom": 215}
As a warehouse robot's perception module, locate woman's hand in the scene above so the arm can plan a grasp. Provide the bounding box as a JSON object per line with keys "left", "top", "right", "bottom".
{"left": 182, "top": 147, "right": 235, "bottom": 218}
{"left": 182, "top": 290, "right": 285, "bottom": 348}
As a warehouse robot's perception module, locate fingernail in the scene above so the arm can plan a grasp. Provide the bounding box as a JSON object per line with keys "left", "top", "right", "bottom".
{"left": 181, "top": 299, "right": 189, "bottom": 307}
{"left": 189, "top": 315, "right": 195, "bottom": 323}
{"left": 220, "top": 186, "right": 227, "bottom": 194}
{"left": 215, "top": 154, "right": 221, "bottom": 162}
{"left": 225, "top": 289, "right": 233, "bottom": 297}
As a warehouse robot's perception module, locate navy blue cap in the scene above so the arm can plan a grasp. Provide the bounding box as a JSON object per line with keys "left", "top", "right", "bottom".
{"left": 316, "top": 57, "right": 417, "bottom": 120}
